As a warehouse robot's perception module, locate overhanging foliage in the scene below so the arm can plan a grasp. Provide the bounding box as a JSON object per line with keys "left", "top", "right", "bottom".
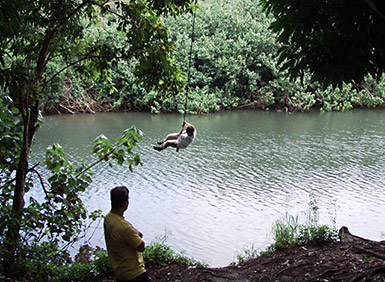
{"left": 260, "top": 0, "right": 385, "bottom": 86}
{"left": 0, "top": 0, "right": 193, "bottom": 279}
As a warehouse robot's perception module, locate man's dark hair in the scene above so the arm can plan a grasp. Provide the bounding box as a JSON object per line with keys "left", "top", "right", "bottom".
{"left": 186, "top": 125, "right": 195, "bottom": 136}
{"left": 110, "top": 186, "right": 129, "bottom": 210}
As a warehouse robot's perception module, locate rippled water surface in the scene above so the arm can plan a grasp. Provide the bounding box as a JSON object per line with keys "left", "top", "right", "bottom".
{"left": 31, "top": 110, "right": 385, "bottom": 266}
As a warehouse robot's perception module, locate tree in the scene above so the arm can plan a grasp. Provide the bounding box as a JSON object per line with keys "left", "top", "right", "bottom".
{"left": 0, "top": 0, "right": 193, "bottom": 277}
{"left": 260, "top": 0, "right": 385, "bottom": 86}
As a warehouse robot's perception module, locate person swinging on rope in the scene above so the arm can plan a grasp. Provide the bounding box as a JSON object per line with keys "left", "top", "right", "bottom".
{"left": 153, "top": 120, "right": 196, "bottom": 152}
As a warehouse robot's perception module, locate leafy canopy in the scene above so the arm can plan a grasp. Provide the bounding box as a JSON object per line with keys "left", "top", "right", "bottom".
{"left": 260, "top": 0, "right": 385, "bottom": 86}
{"left": 0, "top": 0, "right": 194, "bottom": 102}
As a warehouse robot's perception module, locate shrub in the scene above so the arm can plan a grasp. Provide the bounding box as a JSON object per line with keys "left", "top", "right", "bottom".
{"left": 5, "top": 243, "right": 113, "bottom": 282}
{"left": 232, "top": 207, "right": 338, "bottom": 265}
{"left": 144, "top": 238, "right": 207, "bottom": 267}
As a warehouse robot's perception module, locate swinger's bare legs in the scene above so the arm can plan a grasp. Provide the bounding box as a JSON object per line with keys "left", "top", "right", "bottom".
{"left": 159, "top": 133, "right": 179, "bottom": 143}
{"left": 154, "top": 133, "right": 179, "bottom": 151}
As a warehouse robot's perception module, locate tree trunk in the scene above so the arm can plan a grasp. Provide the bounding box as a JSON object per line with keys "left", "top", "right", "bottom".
{"left": 3, "top": 100, "right": 40, "bottom": 277}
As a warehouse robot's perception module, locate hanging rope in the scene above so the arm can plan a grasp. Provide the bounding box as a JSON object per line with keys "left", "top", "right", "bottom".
{"left": 183, "top": 9, "right": 196, "bottom": 121}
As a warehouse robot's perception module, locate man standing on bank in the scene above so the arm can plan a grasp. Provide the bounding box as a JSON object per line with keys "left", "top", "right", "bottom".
{"left": 104, "top": 186, "right": 151, "bottom": 282}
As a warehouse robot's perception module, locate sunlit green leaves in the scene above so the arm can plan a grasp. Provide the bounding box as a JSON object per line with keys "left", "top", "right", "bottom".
{"left": 93, "top": 125, "right": 143, "bottom": 170}
{"left": 42, "top": 144, "right": 91, "bottom": 243}
{"left": 45, "top": 144, "right": 67, "bottom": 171}
{"left": 93, "top": 135, "right": 112, "bottom": 156}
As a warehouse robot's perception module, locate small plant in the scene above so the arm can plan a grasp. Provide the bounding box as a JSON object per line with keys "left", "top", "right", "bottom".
{"left": 270, "top": 209, "right": 338, "bottom": 254}
{"left": 362, "top": 256, "right": 374, "bottom": 264}
{"left": 297, "top": 225, "right": 337, "bottom": 246}
{"left": 272, "top": 212, "right": 301, "bottom": 250}
{"left": 231, "top": 244, "right": 260, "bottom": 265}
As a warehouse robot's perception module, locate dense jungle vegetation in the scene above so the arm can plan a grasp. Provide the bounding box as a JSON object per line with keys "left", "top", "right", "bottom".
{"left": 41, "top": 0, "right": 385, "bottom": 115}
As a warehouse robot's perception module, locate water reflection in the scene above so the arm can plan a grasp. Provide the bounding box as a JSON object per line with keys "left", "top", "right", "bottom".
{"left": 31, "top": 110, "right": 385, "bottom": 266}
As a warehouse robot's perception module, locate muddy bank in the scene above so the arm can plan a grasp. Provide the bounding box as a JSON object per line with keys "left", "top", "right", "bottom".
{"left": 91, "top": 227, "right": 385, "bottom": 281}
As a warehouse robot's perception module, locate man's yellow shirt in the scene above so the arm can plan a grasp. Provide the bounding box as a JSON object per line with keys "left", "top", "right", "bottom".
{"left": 104, "top": 212, "right": 146, "bottom": 280}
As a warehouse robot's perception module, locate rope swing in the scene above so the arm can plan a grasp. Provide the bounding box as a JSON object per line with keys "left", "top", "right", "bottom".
{"left": 183, "top": 8, "right": 196, "bottom": 121}
{"left": 153, "top": 6, "right": 198, "bottom": 153}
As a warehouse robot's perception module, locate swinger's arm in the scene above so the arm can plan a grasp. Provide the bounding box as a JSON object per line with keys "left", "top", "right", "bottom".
{"left": 179, "top": 120, "right": 186, "bottom": 135}
{"left": 176, "top": 121, "right": 186, "bottom": 153}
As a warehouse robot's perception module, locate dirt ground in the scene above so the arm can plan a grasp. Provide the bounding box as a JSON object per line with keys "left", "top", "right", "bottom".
{"left": 96, "top": 227, "right": 385, "bottom": 282}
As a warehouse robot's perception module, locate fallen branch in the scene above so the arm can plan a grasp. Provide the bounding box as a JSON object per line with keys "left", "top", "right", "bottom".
{"left": 59, "top": 104, "right": 75, "bottom": 114}
{"left": 236, "top": 101, "right": 259, "bottom": 109}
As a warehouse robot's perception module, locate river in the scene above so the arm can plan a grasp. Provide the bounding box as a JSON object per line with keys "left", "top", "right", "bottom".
{"left": 30, "top": 109, "right": 385, "bottom": 266}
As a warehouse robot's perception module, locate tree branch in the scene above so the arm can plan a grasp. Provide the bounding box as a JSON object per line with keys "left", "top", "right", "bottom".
{"left": 89, "top": 0, "right": 123, "bottom": 18}
{"left": 0, "top": 48, "right": 12, "bottom": 60}
{"left": 38, "top": 0, "right": 127, "bottom": 77}
{"left": 75, "top": 133, "right": 137, "bottom": 178}
{"left": 29, "top": 167, "right": 49, "bottom": 198}
{"left": 36, "top": 0, "right": 93, "bottom": 77}
{"left": 75, "top": 148, "right": 115, "bottom": 178}
{"left": 44, "top": 54, "right": 99, "bottom": 85}
{"left": 1, "top": 163, "right": 40, "bottom": 189}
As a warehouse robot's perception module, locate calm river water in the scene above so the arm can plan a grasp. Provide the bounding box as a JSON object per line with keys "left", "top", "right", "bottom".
{"left": 30, "top": 110, "right": 385, "bottom": 266}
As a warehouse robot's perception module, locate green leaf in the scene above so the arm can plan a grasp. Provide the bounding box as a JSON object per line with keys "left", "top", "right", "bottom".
{"left": 11, "top": 107, "right": 20, "bottom": 114}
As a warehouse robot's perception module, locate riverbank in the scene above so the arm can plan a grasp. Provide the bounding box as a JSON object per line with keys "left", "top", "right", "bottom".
{"left": 89, "top": 227, "right": 385, "bottom": 281}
